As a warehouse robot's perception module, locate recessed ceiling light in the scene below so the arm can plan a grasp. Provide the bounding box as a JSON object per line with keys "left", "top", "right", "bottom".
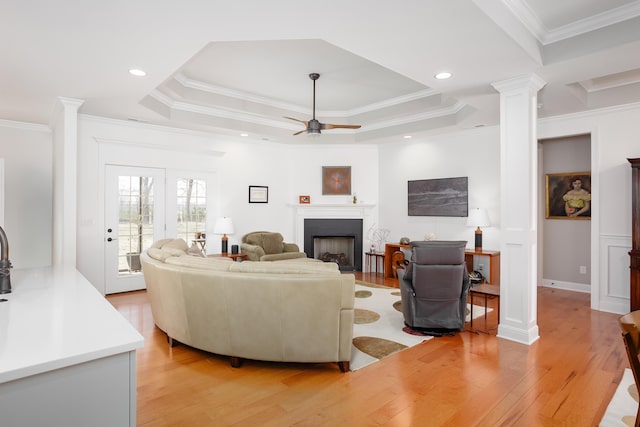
{"left": 129, "top": 69, "right": 147, "bottom": 77}
{"left": 435, "top": 72, "right": 452, "bottom": 80}
{"left": 240, "top": 133, "right": 248, "bottom": 137}
{"left": 403, "top": 135, "right": 412, "bottom": 139}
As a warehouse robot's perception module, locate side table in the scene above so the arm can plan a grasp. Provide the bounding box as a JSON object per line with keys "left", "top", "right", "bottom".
{"left": 208, "top": 253, "right": 247, "bottom": 262}
{"left": 469, "top": 284, "right": 500, "bottom": 333}
{"left": 365, "top": 252, "right": 385, "bottom": 274}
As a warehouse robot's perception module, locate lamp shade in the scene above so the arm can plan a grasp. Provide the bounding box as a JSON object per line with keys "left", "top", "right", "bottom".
{"left": 214, "top": 217, "right": 234, "bottom": 235}
{"left": 466, "top": 208, "right": 490, "bottom": 228}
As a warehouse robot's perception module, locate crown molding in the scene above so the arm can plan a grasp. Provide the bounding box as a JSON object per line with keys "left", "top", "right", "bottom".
{"left": 174, "top": 73, "right": 439, "bottom": 118}
{"left": 92, "top": 136, "right": 225, "bottom": 157}
{"left": 151, "top": 89, "right": 464, "bottom": 134}
{"left": 175, "top": 73, "right": 309, "bottom": 115}
{"left": 0, "top": 118, "right": 50, "bottom": 133}
{"left": 80, "top": 114, "right": 231, "bottom": 141}
{"left": 501, "top": 0, "right": 547, "bottom": 43}
{"left": 505, "top": 0, "right": 640, "bottom": 45}
{"left": 537, "top": 100, "right": 640, "bottom": 124}
{"left": 545, "top": 2, "right": 640, "bottom": 44}
{"left": 362, "top": 101, "right": 466, "bottom": 131}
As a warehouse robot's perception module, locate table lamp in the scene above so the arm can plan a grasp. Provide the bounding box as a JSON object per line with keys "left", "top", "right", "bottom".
{"left": 214, "top": 217, "right": 234, "bottom": 254}
{"left": 467, "top": 208, "right": 490, "bottom": 251}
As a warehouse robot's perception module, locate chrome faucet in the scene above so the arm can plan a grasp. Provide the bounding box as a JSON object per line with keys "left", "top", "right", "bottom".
{"left": 0, "top": 226, "right": 11, "bottom": 294}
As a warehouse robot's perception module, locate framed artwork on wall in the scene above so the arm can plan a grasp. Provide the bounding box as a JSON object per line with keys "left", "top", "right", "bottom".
{"left": 322, "top": 166, "right": 351, "bottom": 195}
{"left": 407, "top": 177, "right": 468, "bottom": 217}
{"left": 546, "top": 172, "right": 591, "bottom": 219}
{"left": 248, "top": 185, "right": 268, "bottom": 203}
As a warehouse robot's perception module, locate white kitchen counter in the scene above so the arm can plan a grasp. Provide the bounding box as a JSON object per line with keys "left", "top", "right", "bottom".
{"left": 0, "top": 266, "right": 144, "bottom": 426}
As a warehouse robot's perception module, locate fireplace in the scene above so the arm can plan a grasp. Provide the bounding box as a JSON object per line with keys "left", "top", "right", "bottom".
{"left": 304, "top": 219, "right": 363, "bottom": 271}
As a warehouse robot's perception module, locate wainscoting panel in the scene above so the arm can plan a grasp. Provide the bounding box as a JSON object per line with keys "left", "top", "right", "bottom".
{"left": 599, "top": 234, "right": 632, "bottom": 314}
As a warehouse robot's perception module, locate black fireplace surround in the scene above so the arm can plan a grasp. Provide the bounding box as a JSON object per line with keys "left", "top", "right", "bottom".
{"left": 304, "top": 219, "right": 363, "bottom": 271}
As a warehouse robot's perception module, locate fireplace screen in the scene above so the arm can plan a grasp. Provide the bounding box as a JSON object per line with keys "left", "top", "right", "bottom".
{"left": 314, "top": 237, "right": 355, "bottom": 268}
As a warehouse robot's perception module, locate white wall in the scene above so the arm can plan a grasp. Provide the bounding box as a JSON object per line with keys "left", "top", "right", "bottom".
{"left": 4, "top": 101, "right": 639, "bottom": 313}
{"left": 76, "top": 116, "right": 380, "bottom": 293}
{"left": 0, "top": 120, "right": 52, "bottom": 268}
{"left": 377, "top": 126, "right": 502, "bottom": 250}
{"left": 539, "top": 103, "right": 640, "bottom": 313}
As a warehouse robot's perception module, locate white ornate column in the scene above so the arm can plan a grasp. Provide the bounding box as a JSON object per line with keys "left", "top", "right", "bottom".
{"left": 51, "top": 97, "right": 84, "bottom": 267}
{"left": 492, "top": 74, "right": 546, "bottom": 345}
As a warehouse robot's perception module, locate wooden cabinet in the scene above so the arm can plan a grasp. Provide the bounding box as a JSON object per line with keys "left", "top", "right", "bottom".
{"left": 464, "top": 248, "right": 501, "bottom": 286}
{"left": 629, "top": 158, "right": 640, "bottom": 311}
{"left": 384, "top": 243, "right": 500, "bottom": 285}
{"left": 384, "top": 243, "right": 410, "bottom": 278}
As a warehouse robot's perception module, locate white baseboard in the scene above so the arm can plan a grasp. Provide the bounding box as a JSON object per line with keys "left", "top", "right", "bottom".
{"left": 541, "top": 279, "right": 590, "bottom": 294}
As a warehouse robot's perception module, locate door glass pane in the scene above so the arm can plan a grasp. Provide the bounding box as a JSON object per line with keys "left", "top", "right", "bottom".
{"left": 118, "top": 175, "right": 155, "bottom": 276}
{"left": 176, "top": 178, "right": 206, "bottom": 250}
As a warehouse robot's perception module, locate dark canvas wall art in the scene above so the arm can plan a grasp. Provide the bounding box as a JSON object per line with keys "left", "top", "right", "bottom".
{"left": 408, "top": 177, "right": 468, "bottom": 217}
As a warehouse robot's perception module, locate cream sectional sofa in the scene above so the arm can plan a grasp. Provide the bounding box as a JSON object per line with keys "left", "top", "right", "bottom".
{"left": 141, "top": 239, "right": 355, "bottom": 371}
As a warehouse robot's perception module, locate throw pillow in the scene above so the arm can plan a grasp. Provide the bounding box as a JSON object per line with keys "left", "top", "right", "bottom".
{"left": 187, "top": 242, "right": 205, "bottom": 257}
{"left": 261, "top": 233, "right": 284, "bottom": 255}
{"left": 151, "top": 238, "right": 174, "bottom": 249}
{"left": 161, "top": 238, "right": 189, "bottom": 252}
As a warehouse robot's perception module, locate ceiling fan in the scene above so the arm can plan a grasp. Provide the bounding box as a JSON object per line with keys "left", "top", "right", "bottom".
{"left": 284, "top": 73, "right": 361, "bottom": 136}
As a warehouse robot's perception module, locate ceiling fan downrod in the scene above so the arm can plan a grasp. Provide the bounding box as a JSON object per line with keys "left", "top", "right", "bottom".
{"left": 309, "top": 73, "right": 319, "bottom": 120}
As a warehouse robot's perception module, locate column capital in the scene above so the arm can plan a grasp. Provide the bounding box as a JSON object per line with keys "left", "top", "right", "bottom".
{"left": 491, "top": 73, "right": 546, "bottom": 94}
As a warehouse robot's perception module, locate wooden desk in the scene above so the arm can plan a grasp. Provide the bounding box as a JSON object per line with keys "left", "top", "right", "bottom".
{"left": 384, "top": 243, "right": 500, "bottom": 285}
{"left": 208, "top": 253, "right": 247, "bottom": 262}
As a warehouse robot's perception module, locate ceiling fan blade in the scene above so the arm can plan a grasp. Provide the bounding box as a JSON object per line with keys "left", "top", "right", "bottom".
{"left": 284, "top": 116, "right": 308, "bottom": 126}
{"left": 293, "top": 129, "right": 307, "bottom": 136}
{"left": 322, "top": 123, "right": 362, "bottom": 130}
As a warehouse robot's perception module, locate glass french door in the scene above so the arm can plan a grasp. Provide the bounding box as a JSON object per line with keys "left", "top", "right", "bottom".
{"left": 105, "top": 165, "right": 165, "bottom": 294}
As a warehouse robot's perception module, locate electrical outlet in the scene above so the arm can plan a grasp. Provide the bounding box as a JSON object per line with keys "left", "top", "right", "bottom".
{"left": 579, "top": 266, "right": 587, "bottom": 274}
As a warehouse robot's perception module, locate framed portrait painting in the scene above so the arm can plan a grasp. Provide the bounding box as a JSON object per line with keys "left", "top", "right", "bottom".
{"left": 545, "top": 172, "right": 591, "bottom": 219}
{"left": 322, "top": 166, "right": 351, "bottom": 195}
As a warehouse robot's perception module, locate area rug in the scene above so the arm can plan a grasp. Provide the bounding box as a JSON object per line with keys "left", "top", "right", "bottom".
{"left": 600, "top": 368, "right": 638, "bottom": 426}
{"left": 350, "top": 281, "right": 492, "bottom": 371}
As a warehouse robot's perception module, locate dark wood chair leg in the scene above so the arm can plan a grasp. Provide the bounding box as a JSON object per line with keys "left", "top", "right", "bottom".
{"left": 230, "top": 356, "right": 242, "bottom": 368}
{"left": 337, "top": 361, "right": 350, "bottom": 372}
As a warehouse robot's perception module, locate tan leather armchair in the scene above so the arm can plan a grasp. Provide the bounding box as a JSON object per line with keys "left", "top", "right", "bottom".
{"left": 241, "top": 231, "right": 307, "bottom": 261}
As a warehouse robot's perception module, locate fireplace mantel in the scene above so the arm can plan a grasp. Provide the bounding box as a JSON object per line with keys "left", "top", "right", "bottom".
{"left": 290, "top": 203, "right": 376, "bottom": 254}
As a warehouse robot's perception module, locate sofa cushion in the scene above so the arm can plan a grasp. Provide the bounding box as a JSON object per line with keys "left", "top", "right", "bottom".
{"left": 228, "top": 260, "right": 339, "bottom": 274}
{"left": 151, "top": 238, "right": 175, "bottom": 249}
{"left": 187, "top": 242, "right": 205, "bottom": 257}
{"left": 246, "top": 232, "right": 284, "bottom": 255}
{"left": 165, "top": 255, "right": 232, "bottom": 271}
{"left": 162, "top": 238, "right": 189, "bottom": 252}
{"left": 162, "top": 246, "right": 188, "bottom": 257}
{"left": 147, "top": 247, "right": 173, "bottom": 262}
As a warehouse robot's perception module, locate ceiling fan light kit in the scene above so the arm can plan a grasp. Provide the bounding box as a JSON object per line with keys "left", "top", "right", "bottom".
{"left": 285, "top": 73, "right": 361, "bottom": 136}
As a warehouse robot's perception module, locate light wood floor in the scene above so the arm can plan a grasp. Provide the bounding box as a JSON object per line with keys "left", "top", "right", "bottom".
{"left": 107, "top": 273, "right": 627, "bottom": 426}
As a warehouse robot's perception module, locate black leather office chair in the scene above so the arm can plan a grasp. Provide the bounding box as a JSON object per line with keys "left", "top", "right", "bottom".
{"left": 398, "top": 241, "right": 469, "bottom": 334}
